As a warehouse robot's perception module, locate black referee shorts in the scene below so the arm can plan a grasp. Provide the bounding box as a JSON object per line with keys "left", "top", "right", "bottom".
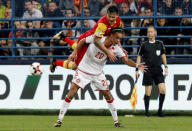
{"left": 142, "top": 67, "right": 164, "bottom": 86}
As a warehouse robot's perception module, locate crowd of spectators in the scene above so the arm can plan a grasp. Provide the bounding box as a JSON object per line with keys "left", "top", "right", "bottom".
{"left": 0, "top": 0, "right": 192, "bottom": 59}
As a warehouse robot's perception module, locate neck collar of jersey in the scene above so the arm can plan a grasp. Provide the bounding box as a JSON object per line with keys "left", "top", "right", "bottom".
{"left": 149, "top": 40, "right": 155, "bottom": 43}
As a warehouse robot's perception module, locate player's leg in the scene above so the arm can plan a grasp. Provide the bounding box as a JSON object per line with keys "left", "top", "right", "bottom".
{"left": 53, "top": 31, "right": 77, "bottom": 49}
{"left": 157, "top": 83, "right": 166, "bottom": 116}
{"left": 50, "top": 33, "right": 88, "bottom": 73}
{"left": 100, "top": 90, "right": 123, "bottom": 127}
{"left": 143, "top": 71, "right": 153, "bottom": 117}
{"left": 50, "top": 58, "right": 77, "bottom": 73}
{"left": 144, "top": 86, "right": 152, "bottom": 117}
{"left": 154, "top": 68, "right": 166, "bottom": 116}
{"left": 94, "top": 73, "right": 123, "bottom": 127}
{"left": 54, "top": 82, "right": 80, "bottom": 127}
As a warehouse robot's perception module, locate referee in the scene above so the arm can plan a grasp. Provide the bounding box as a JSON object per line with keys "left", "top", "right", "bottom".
{"left": 136, "top": 26, "right": 168, "bottom": 117}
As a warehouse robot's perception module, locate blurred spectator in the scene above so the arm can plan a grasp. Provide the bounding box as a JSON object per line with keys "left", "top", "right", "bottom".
{"left": 100, "top": 1, "right": 116, "bottom": 16}
{"left": 119, "top": 2, "right": 135, "bottom": 27}
{"left": 15, "top": 0, "right": 25, "bottom": 17}
{"left": 0, "top": 0, "right": 6, "bottom": 23}
{"left": 32, "top": 0, "right": 41, "bottom": 10}
{"left": 87, "top": 0, "right": 110, "bottom": 16}
{"left": 19, "top": 21, "right": 40, "bottom": 56}
{"left": 181, "top": 0, "right": 192, "bottom": 15}
{"left": 81, "top": 8, "right": 96, "bottom": 28}
{"left": 74, "top": 0, "right": 88, "bottom": 16}
{"left": 5, "top": 0, "right": 11, "bottom": 10}
{"left": 1, "top": 9, "right": 12, "bottom": 38}
{"left": 44, "top": 2, "right": 63, "bottom": 17}
{"left": 137, "top": 0, "right": 153, "bottom": 15}
{"left": 129, "top": 18, "right": 141, "bottom": 54}
{"left": 8, "top": 21, "right": 23, "bottom": 38}
{"left": 22, "top": 0, "right": 43, "bottom": 28}
{"left": 87, "top": 0, "right": 100, "bottom": 16}
{"left": 62, "top": 9, "right": 79, "bottom": 38}
{"left": 130, "top": 0, "right": 140, "bottom": 14}
{"left": 39, "top": 21, "right": 59, "bottom": 55}
{"left": 83, "top": 7, "right": 91, "bottom": 16}
{"left": 157, "top": 18, "right": 170, "bottom": 53}
{"left": 139, "top": 7, "right": 153, "bottom": 44}
{"left": 59, "top": 0, "right": 74, "bottom": 12}
{"left": 157, "top": 18, "right": 169, "bottom": 43}
{"left": 76, "top": 19, "right": 96, "bottom": 32}
{"left": 8, "top": 21, "right": 24, "bottom": 57}
{"left": 0, "top": 23, "right": 8, "bottom": 38}
{"left": 0, "top": 40, "right": 11, "bottom": 57}
{"left": 167, "top": 7, "right": 183, "bottom": 54}
{"left": 44, "top": 2, "right": 63, "bottom": 25}
{"left": 160, "top": 0, "right": 175, "bottom": 15}
{"left": 181, "top": 18, "right": 192, "bottom": 54}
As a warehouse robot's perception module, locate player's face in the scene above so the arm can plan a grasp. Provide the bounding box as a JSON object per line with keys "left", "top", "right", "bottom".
{"left": 111, "top": 32, "right": 123, "bottom": 45}
{"left": 107, "top": 12, "right": 118, "bottom": 25}
{"left": 147, "top": 27, "right": 156, "bottom": 40}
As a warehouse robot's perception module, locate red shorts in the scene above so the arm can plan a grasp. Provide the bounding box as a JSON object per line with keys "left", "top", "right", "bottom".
{"left": 75, "top": 31, "right": 92, "bottom": 65}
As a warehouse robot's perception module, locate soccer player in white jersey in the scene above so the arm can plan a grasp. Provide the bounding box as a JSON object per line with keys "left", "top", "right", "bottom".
{"left": 54, "top": 27, "right": 147, "bottom": 128}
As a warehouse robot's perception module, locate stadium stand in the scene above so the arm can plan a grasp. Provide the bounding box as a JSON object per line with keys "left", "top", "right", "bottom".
{"left": 0, "top": 0, "right": 192, "bottom": 64}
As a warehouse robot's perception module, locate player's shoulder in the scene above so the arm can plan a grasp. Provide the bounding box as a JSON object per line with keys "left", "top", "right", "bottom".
{"left": 156, "top": 40, "right": 165, "bottom": 47}
{"left": 141, "top": 41, "right": 148, "bottom": 46}
{"left": 98, "top": 16, "right": 108, "bottom": 23}
{"left": 156, "top": 40, "right": 164, "bottom": 44}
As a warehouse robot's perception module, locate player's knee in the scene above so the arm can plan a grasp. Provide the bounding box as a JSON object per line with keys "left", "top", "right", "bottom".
{"left": 102, "top": 90, "right": 112, "bottom": 100}
{"left": 158, "top": 83, "right": 166, "bottom": 94}
{"left": 145, "top": 89, "right": 152, "bottom": 96}
{"left": 160, "top": 87, "right": 166, "bottom": 94}
{"left": 145, "top": 92, "right": 151, "bottom": 96}
{"left": 68, "top": 83, "right": 80, "bottom": 99}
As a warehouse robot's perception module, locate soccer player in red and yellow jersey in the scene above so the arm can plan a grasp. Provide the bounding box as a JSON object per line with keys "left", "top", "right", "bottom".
{"left": 50, "top": 5, "right": 123, "bottom": 72}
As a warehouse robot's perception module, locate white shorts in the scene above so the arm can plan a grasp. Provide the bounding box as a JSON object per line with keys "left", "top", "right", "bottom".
{"left": 72, "top": 69, "right": 109, "bottom": 91}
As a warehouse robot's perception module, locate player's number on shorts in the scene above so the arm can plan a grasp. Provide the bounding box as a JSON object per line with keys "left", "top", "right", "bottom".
{"left": 102, "top": 80, "right": 107, "bottom": 87}
{"left": 95, "top": 52, "right": 104, "bottom": 59}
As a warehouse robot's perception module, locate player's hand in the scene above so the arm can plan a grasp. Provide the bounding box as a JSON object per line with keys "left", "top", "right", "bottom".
{"left": 107, "top": 50, "right": 117, "bottom": 62}
{"left": 136, "top": 71, "right": 140, "bottom": 79}
{"left": 164, "top": 67, "right": 168, "bottom": 76}
{"left": 138, "top": 62, "right": 148, "bottom": 72}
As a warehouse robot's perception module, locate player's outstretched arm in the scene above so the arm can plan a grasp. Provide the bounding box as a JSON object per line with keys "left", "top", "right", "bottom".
{"left": 67, "top": 38, "right": 86, "bottom": 62}
{"left": 121, "top": 57, "right": 147, "bottom": 72}
{"left": 93, "top": 37, "right": 117, "bottom": 62}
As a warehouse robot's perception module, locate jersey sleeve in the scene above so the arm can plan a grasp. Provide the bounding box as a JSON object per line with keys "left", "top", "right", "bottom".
{"left": 94, "top": 23, "right": 107, "bottom": 38}
{"left": 85, "top": 35, "right": 94, "bottom": 44}
{"left": 160, "top": 42, "right": 166, "bottom": 55}
{"left": 138, "top": 44, "right": 144, "bottom": 56}
{"left": 115, "top": 45, "right": 127, "bottom": 58}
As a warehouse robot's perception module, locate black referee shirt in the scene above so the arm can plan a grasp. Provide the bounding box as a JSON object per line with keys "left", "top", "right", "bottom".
{"left": 138, "top": 40, "right": 166, "bottom": 67}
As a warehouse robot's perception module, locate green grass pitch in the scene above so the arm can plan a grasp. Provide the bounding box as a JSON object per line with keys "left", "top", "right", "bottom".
{"left": 0, "top": 115, "right": 192, "bottom": 131}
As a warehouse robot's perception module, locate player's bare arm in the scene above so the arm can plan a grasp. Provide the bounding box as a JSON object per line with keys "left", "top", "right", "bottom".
{"left": 121, "top": 56, "right": 147, "bottom": 72}
{"left": 68, "top": 38, "right": 87, "bottom": 62}
{"left": 161, "top": 54, "right": 168, "bottom": 76}
{"left": 93, "top": 36, "right": 117, "bottom": 62}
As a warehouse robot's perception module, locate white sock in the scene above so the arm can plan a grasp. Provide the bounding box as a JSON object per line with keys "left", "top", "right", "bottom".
{"left": 107, "top": 99, "right": 118, "bottom": 124}
{"left": 58, "top": 97, "right": 71, "bottom": 122}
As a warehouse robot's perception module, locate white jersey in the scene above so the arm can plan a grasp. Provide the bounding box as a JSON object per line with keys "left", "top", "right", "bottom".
{"left": 78, "top": 35, "right": 127, "bottom": 75}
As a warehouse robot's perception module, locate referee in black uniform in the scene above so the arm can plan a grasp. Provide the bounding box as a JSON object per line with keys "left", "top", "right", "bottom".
{"left": 136, "top": 26, "right": 168, "bottom": 117}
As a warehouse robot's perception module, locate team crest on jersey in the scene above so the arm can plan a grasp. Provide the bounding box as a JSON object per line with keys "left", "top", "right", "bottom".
{"left": 156, "top": 50, "right": 161, "bottom": 56}
{"left": 76, "top": 78, "right": 81, "bottom": 83}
